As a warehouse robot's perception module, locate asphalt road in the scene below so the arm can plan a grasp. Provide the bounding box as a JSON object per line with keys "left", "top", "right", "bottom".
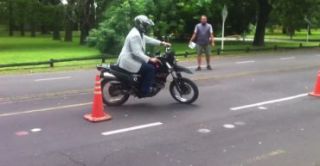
{"left": 0, "top": 49, "right": 320, "bottom": 166}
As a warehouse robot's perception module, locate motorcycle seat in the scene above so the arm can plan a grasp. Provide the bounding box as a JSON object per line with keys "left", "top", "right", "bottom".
{"left": 109, "top": 65, "right": 141, "bottom": 83}
{"left": 110, "top": 65, "right": 135, "bottom": 75}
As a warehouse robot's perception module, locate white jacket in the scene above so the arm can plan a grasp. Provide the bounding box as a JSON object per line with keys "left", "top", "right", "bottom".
{"left": 117, "top": 27, "right": 161, "bottom": 73}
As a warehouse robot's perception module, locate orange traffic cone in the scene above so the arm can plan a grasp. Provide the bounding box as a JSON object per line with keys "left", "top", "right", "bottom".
{"left": 84, "top": 75, "right": 112, "bottom": 122}
{"left": 310, "top": 71, "right": 320, "bottom": 97}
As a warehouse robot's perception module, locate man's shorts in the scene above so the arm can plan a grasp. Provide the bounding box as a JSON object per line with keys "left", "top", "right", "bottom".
{"left": 196, "top": 44, "right": 212, "bottom": 56}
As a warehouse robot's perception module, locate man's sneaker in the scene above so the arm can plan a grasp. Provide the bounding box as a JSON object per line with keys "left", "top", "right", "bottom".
{"left": 195, "top": 66, "right": 201, "bottom": 71}
{"left": 207, "top": 65, "right": 212, "bottom": 70}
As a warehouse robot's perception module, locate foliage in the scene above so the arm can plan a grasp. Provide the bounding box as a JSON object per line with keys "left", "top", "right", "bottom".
{"left": 270, "top": 0, "right": 320, "bottom": 37}
{"left": 88, "top": 0, "right": 151, "bottom": 54}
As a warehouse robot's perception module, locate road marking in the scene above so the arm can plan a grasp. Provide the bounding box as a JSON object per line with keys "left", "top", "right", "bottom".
{"left": 198, "top": 128, "right": 211, "bottom": 134}
{"left": 0, "top": 102, "right": 92, "bottom": 118}
{"left": 234, "top": 121, "right": 246, "bottom": 126}
{"left": 230, "top": 93, "right": 308, "bottom": 111}
{"left": 280, "top": 57, "right": 296, "bottom": 60}
{"left": 245, "top": 149, "right": 286, "bottom": 164}
{"left": 258, "top": 106, "right": 268, "bottom": 110}
{"left": 30, "top": 128, "right": 42, "bottom": 133}
{"left": 223, "top": 124, "right": 235, "bottom": 129}
{"left": 15, "top": 131, "right": 29, "bottom": 136}
{"left": 101, "top": 122, "right": 163, "bottom": 136}
{"left": 34, "top": 76, "right": 71, "bottom": 82}
{"left": 236, "top": 60, "right": 255, "bottom": 64}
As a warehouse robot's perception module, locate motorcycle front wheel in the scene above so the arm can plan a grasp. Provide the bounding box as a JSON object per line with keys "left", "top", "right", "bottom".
{"left": 169, "top": 77, "right": 199, "bottom": 104}
{"left": 101, "top": 80, "right": 130, "bottom": 106}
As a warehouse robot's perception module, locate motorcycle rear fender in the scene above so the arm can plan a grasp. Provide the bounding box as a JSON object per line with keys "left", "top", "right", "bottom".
{"left": 102, "top": 71, "right": 118, "bottom": 80}
{"left": 175, "top": 65, "right": 193, "bottom": 74}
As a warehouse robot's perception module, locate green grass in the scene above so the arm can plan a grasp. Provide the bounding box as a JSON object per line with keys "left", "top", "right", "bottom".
{"left": 0, "top": 35, "right": 99, "bottom": 64}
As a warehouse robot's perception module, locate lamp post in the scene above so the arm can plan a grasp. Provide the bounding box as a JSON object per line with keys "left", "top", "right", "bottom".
{"left": 221, "top": 5, "right": 228, "bottom": 51}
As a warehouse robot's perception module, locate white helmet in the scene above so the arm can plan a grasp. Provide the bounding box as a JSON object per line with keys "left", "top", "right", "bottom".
{"left": 134, "top": 15, "right": 154, "bottom": 34}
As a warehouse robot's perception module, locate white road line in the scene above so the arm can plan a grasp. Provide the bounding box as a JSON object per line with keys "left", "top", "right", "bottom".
{"left": 236, "top": 60, "right": 255, "bottom": 64}
{"left": 280, "top": 57, "right": 296, "bottom": 60}
{"left": 0, "top": 102, "right": 92, "bottom": 118}
{"left": 230, "top": 93, "right": 308, "bottom": 111}
{"left": 34, "top": 76, "right": 71, "bottom": 82}
{"left": 101, "top": 122, "right": 163, "bottom": 136}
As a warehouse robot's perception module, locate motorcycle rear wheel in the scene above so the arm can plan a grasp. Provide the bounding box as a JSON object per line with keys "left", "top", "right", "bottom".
{"left": 101, "top": 80, "right": 130, "bottom": 106}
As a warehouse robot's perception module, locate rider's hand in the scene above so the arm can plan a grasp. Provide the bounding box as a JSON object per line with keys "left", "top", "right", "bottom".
{"left": 161, "top": 41, "right": 171, "bottom": 47}
{"left": 149, "top": 57, "right": 161, "bottom": 64}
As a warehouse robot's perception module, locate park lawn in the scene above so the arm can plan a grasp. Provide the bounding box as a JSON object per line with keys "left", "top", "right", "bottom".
{"left": 0, "top": 35, "right": 100, "bottom": 64}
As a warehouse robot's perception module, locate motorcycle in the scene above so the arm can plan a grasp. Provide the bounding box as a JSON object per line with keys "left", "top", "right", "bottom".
{"left": 96, "top": 46, "right": 199, "bottom": 106}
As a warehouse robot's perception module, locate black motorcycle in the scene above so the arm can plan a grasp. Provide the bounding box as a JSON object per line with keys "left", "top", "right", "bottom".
{"left": 97, "top": 47, "right": 199, "bottom": 106}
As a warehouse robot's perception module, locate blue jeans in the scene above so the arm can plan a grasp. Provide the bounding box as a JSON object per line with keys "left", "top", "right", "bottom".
{"left": 139, "top": 62, "right": 155, "bottom": 95}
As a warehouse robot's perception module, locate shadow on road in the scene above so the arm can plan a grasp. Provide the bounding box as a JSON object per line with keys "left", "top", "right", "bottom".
{"left": 107, "top": 102, "right": 199, "bottom": 115}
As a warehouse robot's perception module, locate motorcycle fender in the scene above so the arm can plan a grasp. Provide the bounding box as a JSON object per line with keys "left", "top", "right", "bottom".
{"left": 102, "top": 72, "right": 117, "bottom": 80}
{"left": 175, "top": 65, "right": 193, "bottom": 74}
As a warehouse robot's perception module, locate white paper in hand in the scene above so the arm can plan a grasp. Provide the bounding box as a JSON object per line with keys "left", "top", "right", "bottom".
{"left": 188, "top": 42, "right": 196, "bottom": 49}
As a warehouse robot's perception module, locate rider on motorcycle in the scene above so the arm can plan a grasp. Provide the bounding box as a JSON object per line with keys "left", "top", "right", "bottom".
{"left": 117, "top": 15, "right": 171, "bottom": 97}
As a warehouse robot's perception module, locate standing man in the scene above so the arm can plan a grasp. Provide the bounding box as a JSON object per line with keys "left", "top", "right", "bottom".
{"left": 189, "top": 15, "right": 215, "bottom": 71}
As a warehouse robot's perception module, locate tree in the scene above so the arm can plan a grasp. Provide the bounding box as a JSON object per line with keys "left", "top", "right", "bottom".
{"left": 0, "top": 0, "right": 15, "bottom": 36}
{"left": 26, "top": 0, "right": 40, "bottom": 37}
{"left": 39, "top": 0, "right": 63, "bottom": 40}
{"left": 223, "top": 0, "right": 257, "bottom": 35}
{"left": 95, "top": 0, "right": 114, "bottom": 26}
{"left": 253, "top": 0, "right": 272, "bottom": 46}
{"left": 271, "top": 0, "right": 320, "bottom": 39}
{"left": 64, "top": 0, "right": 77, "bottom": 42}
{"left": 79, "top": 0, "right": 96, "bottom": 44}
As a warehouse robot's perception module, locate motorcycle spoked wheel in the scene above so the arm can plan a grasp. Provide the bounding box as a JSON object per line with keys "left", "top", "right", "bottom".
{"left": 169, "top": 77, "right": 199, "bottom": 104}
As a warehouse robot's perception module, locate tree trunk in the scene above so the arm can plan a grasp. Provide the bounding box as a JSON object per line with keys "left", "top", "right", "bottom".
{"left": 80, "top": 0, "right": 95, "bottom": 45}
{"left": 253, "top": 0, "right": 272, "bottom": 46}
{"left": 8, "top": 1, "right": 14, "bottom": 36}
{"left": 20, "top": 23, "right": 25, "bottom": 36}
{"left": 64, "top": 18, "right": 73, "bottom": 42}
{"left": 80, "top": 28, "right": 89, "bottom": 44}
{"left": 308, "top": 27, "right": 312, "bottom": 35}
{"left": 52, "top": 29, "right": 61, "bottom": 40}
{"left": 282, "top": 27, "right": 286, "bottom": 34}
{"left": 64, "top": 2, "right": 75, "bottom": 42}
{"left": 30, "top": 23, "right": 36, "bottom": 37}
{"left": 41, "top": 25, "right": 49, "bottom": 35}
{"left": 287, "top": 26, "right": 295, "bottom": 40}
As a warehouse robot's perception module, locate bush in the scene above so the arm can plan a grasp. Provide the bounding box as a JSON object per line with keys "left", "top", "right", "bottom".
{"left": 88, "top": 0, "right": 153, "bottom": 55}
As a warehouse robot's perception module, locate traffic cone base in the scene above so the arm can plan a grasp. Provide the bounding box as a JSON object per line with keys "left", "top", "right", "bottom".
{"left": 84, "top": 113, "right": 112, "bottom": 122}
{"left": 310, "top": 71, "right": 320, "bottom": 97}
{"left": 309, "top": 92, "right": 320, "bottom": 97}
